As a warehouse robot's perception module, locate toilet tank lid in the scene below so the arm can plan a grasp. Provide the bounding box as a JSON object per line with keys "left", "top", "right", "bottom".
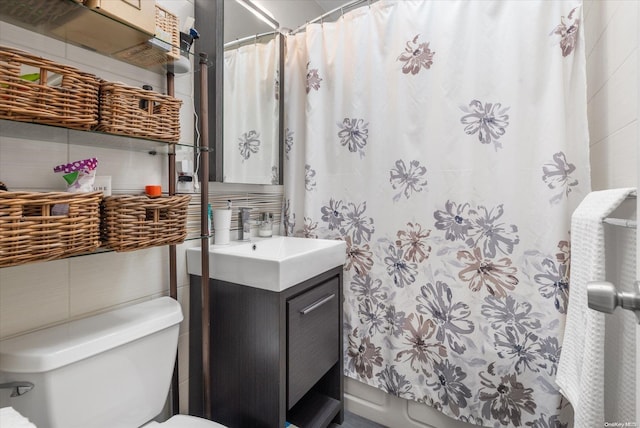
{"left": 0, "top": 297, "right": 183, "bottom": 374}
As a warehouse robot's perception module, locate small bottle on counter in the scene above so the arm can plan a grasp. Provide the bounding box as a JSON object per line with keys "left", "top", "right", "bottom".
{"left": 258, "top": 213, "right": 273, "bottom": 237}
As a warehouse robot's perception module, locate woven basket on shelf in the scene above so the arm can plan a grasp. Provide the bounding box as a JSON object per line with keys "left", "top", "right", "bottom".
{"left": 0, "top": 191, "right": 102, "bottom": 268}
{"left": 0, "top": 45, "right": 100, "bottom": 130}
{"left": 97, "top": 82, "right": 182, "bottom": 142}
{"left": 101, "top": 194, "right": 191, "bottom": 252}
{"left": 114, "top": 4, "right": 180, "bottom": 68}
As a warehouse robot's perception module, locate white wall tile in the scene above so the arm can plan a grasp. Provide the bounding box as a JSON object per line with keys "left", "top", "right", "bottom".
{"left": 583, "top": 0, "right": 621, "bottom": 56}
{"left": 584, "top": 0, "right": 639, "bottom": 192}
{"left": 0, "top": 136, "right": 69, "bottom": 191}
{"left": 588, "top": 50, "right": 638, "bottom": 145}
{"left": 586, "top": 1, "right": 638, "bottom": 100}
{"left": 0, "top": 22, "right": 66, "bottom": 59}
{"left": 0, "top": 260, "right": 69, "bottom": 338}
{"left": 68, "top": 145, "right": 164, "bottom": 192}
{"left": 608, "top": 122, "right": 638, "bottom": 189}
{"left": 68, "top": 248, "right": 168, "bottom": 317}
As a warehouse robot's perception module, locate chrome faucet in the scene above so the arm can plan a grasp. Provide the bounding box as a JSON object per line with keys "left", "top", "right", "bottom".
{"left": 238, "top": 207, "right": 252, "bottom": 241}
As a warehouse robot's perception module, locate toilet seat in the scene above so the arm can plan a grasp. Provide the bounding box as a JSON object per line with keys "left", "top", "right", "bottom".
{"left": 144, "top": 415, "right": 227, "bottom": 428}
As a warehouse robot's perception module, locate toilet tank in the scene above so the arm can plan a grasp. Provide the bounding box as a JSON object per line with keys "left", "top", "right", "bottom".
{"left": 0, "top": 297, "right": 183, "bottom": 428}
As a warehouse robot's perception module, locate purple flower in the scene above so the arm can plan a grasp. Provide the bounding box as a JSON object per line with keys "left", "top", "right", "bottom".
{"left": 466, "top": 204, "right": 520, "bottom": 257}
{"left": 376, "top": 364, "right": 414, "bottom": 398}
{"left": 479, "top": 363, "right": 537, "bottom": 426}
{"left": 238, "top": 130, "right": 261, "bottom": 160}
{"left": 551, "top": 7, "right": 580, "bottom": 57}
{"left": 282, "top": 198, "right": 295, "bottom": 236}
{"left": 358, "top": 298, "right": 386, "bottom": 335}
{"left": 350, "top": 274, "right": 387, "bottom": 306}
{"left": 494, "top": 327, "right": 546, "bottom": 374}
{"left": 383, "top": 244, "right": 417, "bottom": 288}
{"left": 460, "top": 100, "right": 510, "bottom": 150}
{"left": 389, "top": 160, "right": 428, "bottom": 202}
{"left": 397, "top": 34, "right": 435, "bottom": 75}
{"left": 542, "top": 152, "right": 578, "bottom": 204}
{"left": 395, "top": 313, "right": 446, "bottom": 373}
{"left": 320, "top": 198, "right": 345, "bottom": 231}
{"left": 342, "top": 201, "right": 375, "bottom": 244}
{"left": 416, "top": 281, "right": 474, "bottom": 354}
{"left": 338, "top": 118, "right": 369, "bottom": 157}
{"left": 457, "top": 248, "right": 519, "bottom": 298}
{"left": 534, "top": 257, "right": 570, "bottom": 313}
{"left": 481, "top": 295, "right": 542, "bottom": 335}
{"left": 305, "top": 164, "right": 317, "bottom": 191}
{"left": 396, "top": 222, "right": 431, "bottom": 263}
{"left": 284, "top": 128, "right": 294, "bottom": 160}
{"left": 306, "top": 62, "right": 322, "bottom": 93}
{"left": 347, "top": 328, "right": 383, "bottom": 380}
{"left": 434, "top": 201, "right": 472, "bottom": 241}
{"left": 426, "top": 359, "right": 472, "bottom": 417}
{"left": 345, "top": 236, "right": 374, "bottom": 276}
{"left": 301, "top": 216, "right": 318, "bottom": 239}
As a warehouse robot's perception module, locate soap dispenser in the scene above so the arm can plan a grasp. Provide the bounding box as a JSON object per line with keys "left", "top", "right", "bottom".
{"left": 258, "top": 213, "right": 273, "bottom": 237}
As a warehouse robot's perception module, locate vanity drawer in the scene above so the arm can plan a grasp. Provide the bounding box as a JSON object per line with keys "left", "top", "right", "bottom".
{"left": 287, "top": 277, "right": 340, "bottom": 409}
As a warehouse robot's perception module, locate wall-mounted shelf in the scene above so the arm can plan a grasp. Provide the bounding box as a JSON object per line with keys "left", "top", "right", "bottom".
{"left": 0, "top": 119, "right": 197, "bottom": 154}
{"left": 0, "top": 0, "right": 190, "bottom": 73}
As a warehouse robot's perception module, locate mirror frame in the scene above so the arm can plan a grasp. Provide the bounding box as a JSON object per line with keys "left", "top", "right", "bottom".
{"left": 196, "top": 0, "right": 284, "bottom": 185}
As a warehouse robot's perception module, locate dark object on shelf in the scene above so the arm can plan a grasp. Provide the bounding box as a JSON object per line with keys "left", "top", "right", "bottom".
{"left": 0, "top": 181, "right": 7, "bottom": 191}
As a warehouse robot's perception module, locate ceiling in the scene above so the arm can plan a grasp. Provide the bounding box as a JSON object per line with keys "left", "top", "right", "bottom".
{"left": 225, "top": 0, "right": 356, "bottom": 43}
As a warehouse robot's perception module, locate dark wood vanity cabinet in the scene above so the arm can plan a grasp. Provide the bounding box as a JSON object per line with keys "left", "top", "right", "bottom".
{"left": 206, "top": 266, "right": 344, "bottom": 428}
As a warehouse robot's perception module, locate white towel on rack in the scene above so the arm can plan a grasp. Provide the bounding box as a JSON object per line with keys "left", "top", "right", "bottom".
{"left": 556, "top": 187, "right": 636, "bottom": 428}
{"left": 0, "top": 407, "right": 37, "bottom": 428}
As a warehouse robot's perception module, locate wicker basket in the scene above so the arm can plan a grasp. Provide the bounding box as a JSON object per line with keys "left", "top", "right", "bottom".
{"left": 97, "top": 82, "right": 182, "bottom": 142}
{"left": 101, "top": 194, "right": 191, "bottom": 252}
{"left": 0, "top": 45, "right": 100, "bottom": 130}
{"left": 113, "top": 4, "right": 180, "bottom": 68}
{"left": 0, "top": 191, "right": 102, "bottom": 268}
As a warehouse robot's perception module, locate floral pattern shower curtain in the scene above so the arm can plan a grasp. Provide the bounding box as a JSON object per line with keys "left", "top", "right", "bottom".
{"left": 283, "top": 1, "right": 589, "bottom": 426}
{"left": 223, "top": 37, "right": 279, "bottom": 184}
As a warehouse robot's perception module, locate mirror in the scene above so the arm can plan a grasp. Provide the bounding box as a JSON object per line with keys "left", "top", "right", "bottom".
{"left": 221, "top": 0, "right": 283, "bottom": 185}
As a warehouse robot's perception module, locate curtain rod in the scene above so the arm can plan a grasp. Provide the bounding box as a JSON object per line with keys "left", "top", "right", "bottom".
{"left": 224, "top": 30, "right": 279, "bottom": 50}
{"left": 603, "top": 190, "right": 637, "bottom": 229}
{"left": 291, "top": 0, "right": 378, "bottom": 35}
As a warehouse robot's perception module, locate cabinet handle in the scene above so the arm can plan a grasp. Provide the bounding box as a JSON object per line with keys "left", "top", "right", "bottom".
{"left": 300, "top": 293, "right": 336, "bottom": 315}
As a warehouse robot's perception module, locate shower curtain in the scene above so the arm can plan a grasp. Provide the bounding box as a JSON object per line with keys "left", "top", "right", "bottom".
{"left": 283, "top": 1, "right": 589, "bottom": 426}
{"left": 223, "top": 37, "right": 279, "bottom": 184}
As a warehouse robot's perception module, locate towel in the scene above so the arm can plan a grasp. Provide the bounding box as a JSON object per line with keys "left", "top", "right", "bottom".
{"left": 556, "top": 187, "right": 636, "bottom": 427}
{"left": 0, "top": 407, "right": 37, "bottom": 428}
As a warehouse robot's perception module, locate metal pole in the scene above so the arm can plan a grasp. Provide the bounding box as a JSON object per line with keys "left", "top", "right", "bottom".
{"left": 166, "top": 69, "right": 180, "bottom": 415}
{"left": 198, "top": 52, "right": 212, "bottom": 420}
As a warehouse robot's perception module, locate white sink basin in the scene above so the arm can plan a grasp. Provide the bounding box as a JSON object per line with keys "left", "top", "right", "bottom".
{"left": 186, "top": 236, "right": 346, "bottom": 292}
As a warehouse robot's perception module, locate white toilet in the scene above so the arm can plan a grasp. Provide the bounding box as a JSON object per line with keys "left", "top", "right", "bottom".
{"left": 0, "top": 297, "right": 225, "bottom": 428}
